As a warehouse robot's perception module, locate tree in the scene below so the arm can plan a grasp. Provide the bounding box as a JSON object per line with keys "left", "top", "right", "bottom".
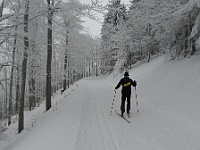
{"left": 166, "top": 1, "right": 200, "bottom": 59}
{"left": 59, "top": 0, "right": 84, "bottom": 92}
{"left": 7, "top": 0, "right": 21, "bottom": 127}
{"left": 0, "top": 0, "right": 4, "bottom": 17}
{"left": 0, "top": 0, "right": 101, "bottom": 132}
{"left": 101, "top": 0, "right": 127, "bottom": 73}
{"left": 18, "top": 0, "right": 29, "bottom": 133}
{"left": 46, "top": 0, "right": 54, "bottom": 111}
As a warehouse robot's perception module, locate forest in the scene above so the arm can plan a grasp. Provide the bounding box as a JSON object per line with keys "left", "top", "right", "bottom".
{"left": 101, "top": 0, "right": 200, "bottom": 74}
{"left": 0, "top": 0, "right": 200, "bottom": 134}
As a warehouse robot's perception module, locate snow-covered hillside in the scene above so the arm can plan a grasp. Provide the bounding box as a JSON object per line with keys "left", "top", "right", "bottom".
{"left": 0, "top": 53, "right": 200, "bottom": 150}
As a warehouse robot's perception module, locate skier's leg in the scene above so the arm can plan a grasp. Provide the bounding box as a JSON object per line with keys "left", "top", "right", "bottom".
{"left": 121, "top": 94, "right": 126, "bottom": 116}
{"left": 127, "top": 94, "right": 131, "bottom": 114}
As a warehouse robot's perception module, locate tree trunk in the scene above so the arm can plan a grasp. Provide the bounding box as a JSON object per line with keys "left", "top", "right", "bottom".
{"left": 63, "top": 33, "right": 69, "bottom": 92}
{"left": 28, "top": 58, "right": 36, "bottom": 111}
{"left": 96, "top": 49, "right": 98, "bottom": 77}
{"left": 29, "top": 78, "right": 35, "bottom": 110}
{"left": 52, "top": 51, "right": 57, "bottom": 93}
{"left": 189, "top": 12, "right": 196, "bottom": 56}
{"left": 88, "top": 57, "right": 90, "bottom": 76}
{"left": 0, "top": 0, "right": 4, "bottom": 17}
{"left": 63, "top": 55, "right": 67, "bottom": 91}
{"left": 29, "top": 39, "right": 37, "bottom": 111}
{"left": 18, "top": 0, "right": 29, "bottom": 133}
{"left": 15, "top": 65, "right": 20, "bottom": 114}
{"left": 46, "top": 0, "right": 54, "bottom": 111}
{"left": 4, "top": 69, "right": 8, "bottom": 121}
{"left": 191, "top": 38, "right": 196, "bottom": 55}
{"left": 8, "top": 25, "right": 18, "bottom": 126}
{"left": 67, "top": 61, "right": 70, "bottom": 88}
{"left": 14, "top": 0, "right": 21, "bottom": 115}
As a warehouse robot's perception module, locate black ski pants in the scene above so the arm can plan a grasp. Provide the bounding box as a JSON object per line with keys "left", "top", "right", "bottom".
{"left": 121, "top": 93, "right": 131, "bottom": 114}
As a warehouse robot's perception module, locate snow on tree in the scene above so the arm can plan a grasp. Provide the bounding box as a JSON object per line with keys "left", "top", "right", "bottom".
{"left": 0, "top": 0, "right": 101, "bottom": 133}
{"left": 165, "top": 1, "right": 200, "bottom": 59}
{"left": 191, "top": 0, "right": 200, "bottom": 50}
{"left": 101, "top": 0, "right": 127, "bottom": 74}
{"left": 99, "top": 0, "right": 200, "bottom": 76}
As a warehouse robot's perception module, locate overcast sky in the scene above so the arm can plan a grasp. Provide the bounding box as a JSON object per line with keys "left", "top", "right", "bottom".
{"left": 81, "top": 0, "right": 131, "bottom": 37}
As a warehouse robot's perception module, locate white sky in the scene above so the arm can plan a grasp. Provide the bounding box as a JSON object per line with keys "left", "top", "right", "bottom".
{"left": 81, "top": 0, "right": 131, "bottom": 37}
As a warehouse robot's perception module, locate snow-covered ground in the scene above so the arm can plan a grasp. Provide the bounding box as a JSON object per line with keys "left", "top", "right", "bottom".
{"left": 0, "top": 53, "right": 200, "bottom": 150}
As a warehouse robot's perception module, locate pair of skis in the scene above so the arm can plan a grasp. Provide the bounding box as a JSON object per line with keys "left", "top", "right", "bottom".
{"left": 111, "top": 87, "right": 139, "bottom": 123}
{"left": 109, "top": 91, "right": 131, "bottom": 123}
{"left": 115, "top": 110, "right": 131, "bottom": 123}
{"left": 114, "top": 87, "right": 139, "bottom": 123}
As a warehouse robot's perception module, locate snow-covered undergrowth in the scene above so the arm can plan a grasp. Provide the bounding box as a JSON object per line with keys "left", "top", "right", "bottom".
{"left": 0, "top": 53, "right": 200, "bottom": 150}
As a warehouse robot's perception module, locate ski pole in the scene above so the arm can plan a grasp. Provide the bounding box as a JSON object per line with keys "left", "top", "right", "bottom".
{"left": 135, "top": 87, "right": 139, "bottom": 112}
{"left": 110, "top": 90, "right": 116, "bottom": 115}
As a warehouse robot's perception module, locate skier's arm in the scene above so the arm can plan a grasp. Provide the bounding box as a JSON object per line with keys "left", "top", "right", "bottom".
{"left": 115, "top": 79, "right": 122, "bottom": 89}
{"left": 131, "top": 79, "right": 137, "bottom": 87}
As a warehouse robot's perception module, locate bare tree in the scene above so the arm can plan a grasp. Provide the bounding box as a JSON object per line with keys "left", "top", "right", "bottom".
{"left": 46, "top": 0, "right": 54, "bottom": 111}
{"left": 4, "top": 69, "right": 8, "bottom": 121}
{"left": 63, "top": 33, "right": 69, "bottom": 92}
{"left": 7, "top": 0, "right": 21, "bottom": 127}
{"left": 0, "top": 0, "right": 4, "bottom": 17}
{"left": 18, "top": 0, "right": 30, "bottom": 134}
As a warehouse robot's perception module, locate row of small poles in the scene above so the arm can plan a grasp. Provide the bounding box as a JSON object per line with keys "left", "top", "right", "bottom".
{"left": 110, "top": 90, "right": 116, "bottom": 115}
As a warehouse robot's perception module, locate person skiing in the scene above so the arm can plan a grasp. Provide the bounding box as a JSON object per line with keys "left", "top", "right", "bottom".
{"left": 115, "top": 71, "right": 137, "bottom": 117}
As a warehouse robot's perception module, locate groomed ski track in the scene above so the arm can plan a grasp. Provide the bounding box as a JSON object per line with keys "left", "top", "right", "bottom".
{"left": 2, "top": 55, "right": 200, "bottom": 150}
{"left": 73, "top": 77, "right": 200, "bottom": 150}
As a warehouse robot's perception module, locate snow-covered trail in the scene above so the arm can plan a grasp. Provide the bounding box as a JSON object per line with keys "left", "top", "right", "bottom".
{"left": 74, "top": 78, "right": 118, "bottom": 150}
{"left": 74, "top": 76, "right": 200, "bottom": 150}
{"left": 1, "top": 55, "right": 200, "bottom": 150}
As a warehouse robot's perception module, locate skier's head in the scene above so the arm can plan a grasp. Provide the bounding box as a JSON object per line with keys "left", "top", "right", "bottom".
{"left": 124, "top": 71, "right": 129, "bottom": 77}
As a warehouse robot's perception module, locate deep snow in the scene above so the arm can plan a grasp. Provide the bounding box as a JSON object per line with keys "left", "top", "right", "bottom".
{"left": 0, "top": 54, "right": 200, "bottom": 150}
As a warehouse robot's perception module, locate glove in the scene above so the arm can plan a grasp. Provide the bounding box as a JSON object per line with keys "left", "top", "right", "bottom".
{"left": 133, "top": 80, "right": 137, "bottom": 87}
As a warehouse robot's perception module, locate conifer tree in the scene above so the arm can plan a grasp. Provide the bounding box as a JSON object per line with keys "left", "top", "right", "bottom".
{"left": 101, "top": 0, "right": 127, "bottom": 73}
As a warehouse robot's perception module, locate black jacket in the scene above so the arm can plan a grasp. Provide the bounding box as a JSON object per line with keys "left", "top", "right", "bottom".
{"left": 115, "top": 77, "right": 137, "bottom": 95}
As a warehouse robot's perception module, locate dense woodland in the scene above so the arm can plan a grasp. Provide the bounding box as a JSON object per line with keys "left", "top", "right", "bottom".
{"left": 101, "top": 0, "right": 200, "bottom": 74}
{"left": 0, "top": 0, "right": 200, "bottom": 133}
{"left": 0, "top": 0, "right": 101, "bottom": 133}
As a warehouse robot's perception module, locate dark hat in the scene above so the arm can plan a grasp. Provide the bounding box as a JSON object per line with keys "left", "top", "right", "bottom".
{"left": 124, "top": 71, "right": 129, "bottom": 76}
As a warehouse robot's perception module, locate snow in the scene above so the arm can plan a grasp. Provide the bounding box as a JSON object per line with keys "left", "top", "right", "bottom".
{"left": 1, "top": 54, "right": 200, "bottom": 150}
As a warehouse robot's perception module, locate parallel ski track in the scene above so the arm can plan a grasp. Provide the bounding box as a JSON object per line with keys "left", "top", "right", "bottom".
{"left": 140, "top": 110, "right": 194, "bottom": 150}
{"left": 94, "top": 79, "right": 136, "bottom": 149}
{"left": 97, "top": 79, "right": 190, "bottom": 150}
{"left": 103, "top": 79, "right": 185, "bottom": 149}
{"left": 75, "top": 87, "right": 106, "bottom": 150}
{"left": 138, "top": 95, "right": 195, "bottom": 150}
{"left": 91, "top": 82, "right": 118, "bottom": 150}
{"left": 78, "top": 78, "right": 194, "bottom": 150}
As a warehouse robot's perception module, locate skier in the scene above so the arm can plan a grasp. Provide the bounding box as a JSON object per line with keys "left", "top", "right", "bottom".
{"left": 115, "top": 71, "right": 137, "bottom": 117}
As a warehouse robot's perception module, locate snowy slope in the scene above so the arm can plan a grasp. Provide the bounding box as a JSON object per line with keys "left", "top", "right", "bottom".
{"left": 0, "top": 53, "right": 200, "bottom": 150}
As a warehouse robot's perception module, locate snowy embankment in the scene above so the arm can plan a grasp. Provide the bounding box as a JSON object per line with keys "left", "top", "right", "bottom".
{"left": 0, "top": 53, "right": 200, "bottom": 150}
